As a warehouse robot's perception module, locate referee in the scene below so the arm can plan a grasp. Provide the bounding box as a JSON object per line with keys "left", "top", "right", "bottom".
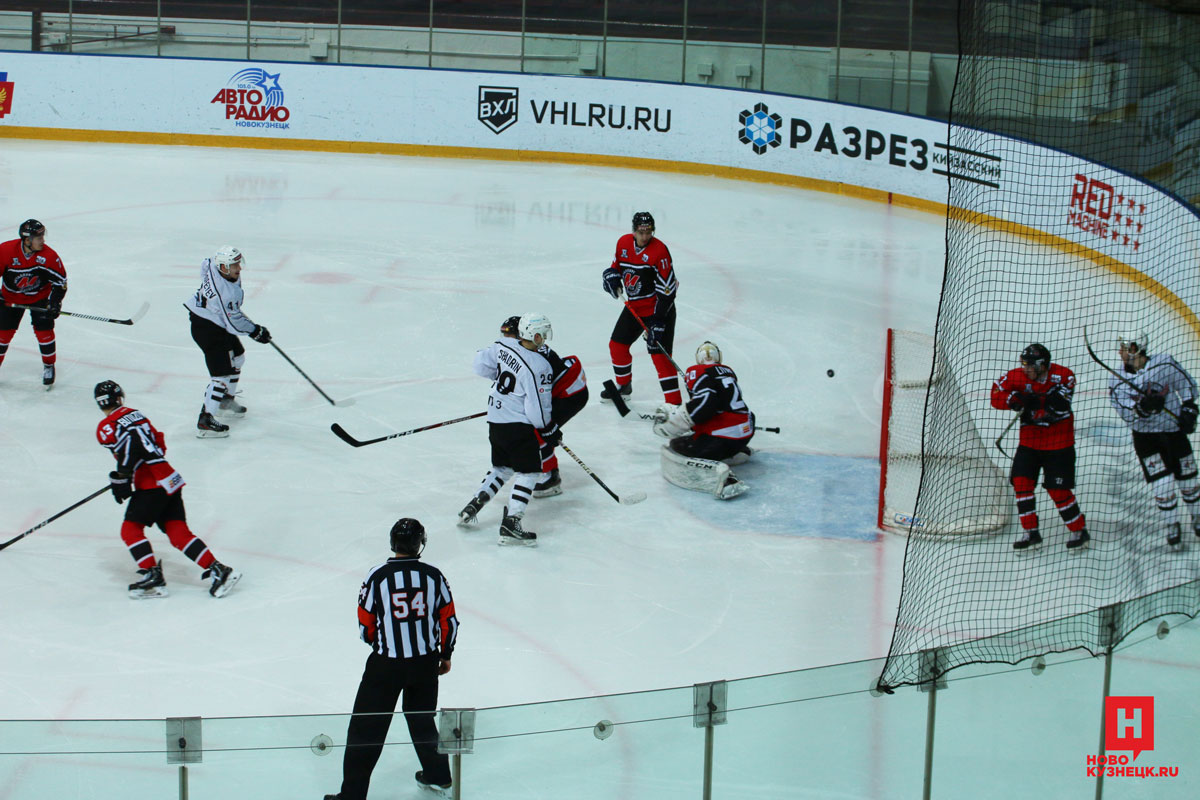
{"left": 325, "top": 518, "right": 459, "bottom": 800}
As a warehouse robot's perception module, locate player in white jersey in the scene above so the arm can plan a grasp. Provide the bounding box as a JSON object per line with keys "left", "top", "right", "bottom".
{"left": 183, "top": 246, "right": 272, "bottom": 438}
{"left": 457, "top": 312, "right": 558, "bottom": 546}
{"left": 1108, "top": 332, "right": 1200, "bottom": 547}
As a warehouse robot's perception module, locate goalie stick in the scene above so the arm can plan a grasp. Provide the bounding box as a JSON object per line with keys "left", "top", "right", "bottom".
{"left": 633, "top": 408, "right": 781, "bottom": 433}
{"left": 6, "top": 301, "right": 149, "bottom": 326}
{"left": 0, "top": 486, "right": 111, "bottom": 553}
{"left": 559, "top": 442, "right": 647, "bottom": 505}
{"left": 1083, "top": 325, "right": 1181, "bottom": 424}
{"left": 331, "top": 411, "right": 486, "bottom": 447}
{"left": 994, "top": 414, "right": 1019, "bottom": 458}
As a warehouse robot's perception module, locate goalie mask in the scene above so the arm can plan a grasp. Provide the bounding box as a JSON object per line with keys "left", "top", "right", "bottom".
{"left": 389, "top": 517, "right": 427, "bottom": 556}
{"left": 695, "top": 341, "right": 722, "bottom": 366}
{"left": 94, "top": 380, "right": 125, "bottom": 411}
{"left": 518, "top": 312, "right": 553, "bottom": 343}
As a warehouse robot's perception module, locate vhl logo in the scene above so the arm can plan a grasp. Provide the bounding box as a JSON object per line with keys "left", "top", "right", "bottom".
{"left": 478, "top": 86, "right": 518, "bottom": 134}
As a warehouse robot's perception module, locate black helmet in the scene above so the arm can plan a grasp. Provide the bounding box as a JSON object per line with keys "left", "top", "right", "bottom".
{"left": 1020, "top": 343, "right": 1051, "bottom": 369}
{"left": 500, "top": 315, "right": 521, "bottom": 337}
{"left": 19, "top": 219, "right": 45, "bottom": 240}
{"left": 389, "top": 517, "right": 427, "bottom": 556}
{"left": 632, "top": 211, "right": 655, "bottom": 231}
{"left": 94, "top": 380, "right": 125, "bottom": 411}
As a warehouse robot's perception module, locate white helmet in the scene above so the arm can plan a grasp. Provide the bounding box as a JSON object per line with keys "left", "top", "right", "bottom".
{"left": 518, "top": 312, "right": 553, "bottom": 343}
{"left": 1118, "top": 332, "right": 1149, "bottom": 356}
{"left": 695, "top": 341, "right": 722, "bottom": 365}
{"left": 214, "top": 245, "right": 244, "bottom": 274}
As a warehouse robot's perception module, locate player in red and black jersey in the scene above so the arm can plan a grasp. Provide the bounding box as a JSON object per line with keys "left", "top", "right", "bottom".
{"left": 0, "top": 219, "right": 67, "bottom": 387}
{"left": 990, "top": 343, "right": 1089, "bottom": 550}
{"left": 656, "top": 341, "right": 754, "bottom": 461}
{"left": 600, "top": 211, "right": 681, "bottom": 406}
{"left": 94, "top": 380, "right": 241, "bottom": 599}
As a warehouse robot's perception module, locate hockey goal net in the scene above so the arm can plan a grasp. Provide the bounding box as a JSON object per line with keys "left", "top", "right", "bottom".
{"left": 877, "top": 328, "right": 1010, "bottom": 535}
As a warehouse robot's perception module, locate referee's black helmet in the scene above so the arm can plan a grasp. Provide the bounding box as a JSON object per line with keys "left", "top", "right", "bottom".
{"left": 390, "top": 518, "right": 426, "bottom": 555}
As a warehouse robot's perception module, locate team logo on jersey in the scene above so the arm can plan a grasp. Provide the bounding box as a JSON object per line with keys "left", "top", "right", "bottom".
{"left": 210, "top": 68, "right": 291, "bottom": 129}
{"left": 478, "top": 86, "right": 519, "bottom": 134}
{"left": 738, "top": 102, "right": 782, "bottom": 155}
{"left": 0, "top": 71, "right": 14, "bottom": 119}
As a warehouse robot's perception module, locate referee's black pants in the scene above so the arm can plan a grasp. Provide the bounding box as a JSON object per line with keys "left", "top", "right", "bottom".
{"left": 339, "top": 652, "right": 450, "bottom": 799}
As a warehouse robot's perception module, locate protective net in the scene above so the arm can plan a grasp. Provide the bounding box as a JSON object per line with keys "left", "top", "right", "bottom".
{"left": 881, "top": 0, "right": 1200, "bottom": 689}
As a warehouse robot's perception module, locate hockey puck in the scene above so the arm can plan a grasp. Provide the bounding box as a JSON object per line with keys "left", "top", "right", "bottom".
{"left": 826, "top": 369, "right": 835, "bottom": 378}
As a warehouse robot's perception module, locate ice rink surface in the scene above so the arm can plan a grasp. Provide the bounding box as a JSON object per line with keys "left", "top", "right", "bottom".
{"left": 0, "top": 141, "right": 954, "bottom": 714}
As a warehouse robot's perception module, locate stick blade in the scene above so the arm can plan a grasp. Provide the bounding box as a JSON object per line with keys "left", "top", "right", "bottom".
{"left": 128, "top": 301, "right": 151, "bottom": 324}
{"left": 330, "top": 423, "right": 365, "bottom": 447}
{"left": 602, "top": 380, "right": 632, "bottom": 417}
{"left": 619, "top": 491, "right": 647, "bottom": 506}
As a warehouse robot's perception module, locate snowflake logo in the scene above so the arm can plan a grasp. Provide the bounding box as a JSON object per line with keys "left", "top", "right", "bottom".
{"left": 738, "top": 102, "right": 782, "bottom": 155}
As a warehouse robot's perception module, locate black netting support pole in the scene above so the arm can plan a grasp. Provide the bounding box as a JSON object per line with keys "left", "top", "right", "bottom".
{"left": 917, "top": 648, "right": 946, "bottom": 800}
{"left": 1094, "top": 605, "right": 1120, "bottom": 800}
{"left": 30, "top": 11, "right": 41, "bottom": 51}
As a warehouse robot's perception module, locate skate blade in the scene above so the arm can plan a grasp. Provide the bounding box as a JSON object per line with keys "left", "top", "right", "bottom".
{"left": 532, "top": 485, "right": 563, "bottom": 498}
{"left": 497, "top": 535, "right": 537, "bottom": 547}
{"left": 128, "top": 586, "right": 170, "bottom": 600}
{"left": 196, "top": 428, "right": 231, "bottom": 439}
{"left": 211, "top": 570, "right": 242, "bottom": 598}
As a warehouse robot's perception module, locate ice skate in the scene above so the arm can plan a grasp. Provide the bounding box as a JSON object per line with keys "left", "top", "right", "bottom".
{"left": 415, "top": 771, "right": 452, "bottom": 798}
{"left": 42, "top": 364, "right": 54, "bottom": 388}
{"left": 1012, "top": 529, "right": 1042, "bottom": 550}
{"left": 600, "top": 381, "right": 631, "bottom": 403}
{"left": 1167, "top": 522, "right": 1182, "bottom": 548}
{"left": 196, "top": 407, "right": 230, "bottom": 438}
{"left": 457, "top": 492, "right": 488, "bottom": 527}
{"left": 203, "top": 561, "right": 242, "bottom": 597}
{"left": 532, "top": 469, "right": 562, "bottom": 498}
{"left": 723, "top": 446, "right": 754, "bottom": 466}
{"left": 218, "top": 395, "right": 247, "bottom": 416}
{"left": 499, "top": 512, "right": 537, "bottom": 546}
{"left": 1066, "top": 528, "right": 1090, "bottom": 551}
{"left": 128, "top": 565, "right": 169, "bottom": 599}
{"left": 716, "top": 473, "right": 748, "bottom": 500}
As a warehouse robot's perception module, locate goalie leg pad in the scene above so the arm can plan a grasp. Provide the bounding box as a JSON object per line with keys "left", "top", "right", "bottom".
{"left": 661, "top": 444, "right": 748, "bottom": 499}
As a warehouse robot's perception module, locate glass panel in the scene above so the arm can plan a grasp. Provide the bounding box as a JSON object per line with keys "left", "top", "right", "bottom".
{"left": 431, "top": 0, "right": 522, "bottom": 73}
{"left": 604, "top": 0, "right": 684, "bottom": 82}
{"left": 341, "top": 1, "right": 428, "bottom": 67}
{"left": 933, "top": 649, "right": 1104, "bottom": 797}
{"left": 683, "top": 0, "right": 764, "bottom": 89}
{"left": 0, "top": 719, "right": 173, "bottom": 799}
{"left": 159, "top": 0, "right": 250, "bottom": 61}
{"left": 468, "top": 686, "right": 703, "bottom": 799}
{"left": 524, "top": 0, "right": 604, "bottom": 78}
{"left": 58, "top": 1, "right": 160, "bottom": 55}
{"left": 723, "top": 659, "right": 927, "bottom": 797}
{"left": 250, "top": 0, "right": 340, "bottom": 64}
{"left": 193, "top": 712, "right": 350, "bottom": 795}
{"left": 764, "top": 0, "right": 837, "bottom": 98}
{"left": 1104, "top": 616, "right": 1200, "bottom": 799}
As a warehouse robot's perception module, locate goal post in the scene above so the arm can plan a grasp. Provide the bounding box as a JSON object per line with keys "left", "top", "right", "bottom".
{"left": 878, "top": 328, "right": 1010, "bottom": 535}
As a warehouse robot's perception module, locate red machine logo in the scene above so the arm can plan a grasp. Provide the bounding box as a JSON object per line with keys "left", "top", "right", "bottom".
{"left": 1067, "top": 173, "right": 1146, "bottom": 251}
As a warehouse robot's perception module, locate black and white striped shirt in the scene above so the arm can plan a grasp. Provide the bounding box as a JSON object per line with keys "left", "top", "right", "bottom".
{"left": 357, "top": 557, "right": 458, "bottom": 661}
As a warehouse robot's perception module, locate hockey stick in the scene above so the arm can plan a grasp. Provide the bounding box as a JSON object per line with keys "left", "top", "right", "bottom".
{"left": 633, "top": 408, "right": 781, "bottom": 433}
{"left": 269, "top": 341, "right": 345, "bottom": 406}
{"left": 621, "top": 301, "right": 688, "bottom": 377}
{"left": 559, "top": 442, "right": 647, "bottom": 505}
{"left": 6, "top": 301, "right": 149, "bottom": 326}
{"left": 601, "top": 379, "right": 633, "bottom": 417}
{"left": 1083, "top": 325, "right": 1181, "bottom": 423}
{"left": 0, "top": 486, "right": 111, "bottom": 553}
{"left": 331, "top": 411, "right": 486, "bottom": 447}
{"left": 994, "top": 414, "right": 1019, "bottom": 458}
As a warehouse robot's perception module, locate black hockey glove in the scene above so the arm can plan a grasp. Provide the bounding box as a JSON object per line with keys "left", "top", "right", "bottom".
{"left": 1180, "top": 401, "right": 1198, "bottom": 435}
{"left": 45, "top": 288, "right": 65, "bottom": 320}
{"left": 1005, "top": 391, "right": 1026, "bottom": 412}
{"left": 602, "top": 268, "right": 622, "bottom": 299}
{"left": 250, "top": 324, "right": 272, "bottom": 344}
{"left": 539, "top": 423, "right": 562, "bottom": 448}
{"left": 1135, "top": 391, "right": 1166, "bottom": 418}
{"left": 645, "top": 319, "right": 667, "bottom": 350}
{"left": 1045, "top": 384, "right": 1071, "bottom": 413}
{"left": 109, "top": 470, "right": 132, "bottom": 504}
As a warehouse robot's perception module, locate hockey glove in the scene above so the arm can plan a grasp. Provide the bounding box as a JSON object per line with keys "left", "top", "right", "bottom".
{"left": 539, "top": 423, "right": 562, "bottom": 449}
{"left": 1005, "top": 391, "right": 1025, "bottom": 411}
{"left": 45, "top": 288, "right": 65, "bottom": 320}
{"left": 1181, "top": 400, "right": 1198, "bottom": 435}
{"left": 109, "top": 471, "right": 132, "bottom": 504}
{"left": 602, "top": 268, "right": 622, "bottom": 299}
{"left": 1135, "top": 391, "right": 1166, "bottom": 417}
{"left": 645, "top": 319, "right": 668, "bottom": 350}
{"left": 250, "top": 324, "right": 272, "bottom": 344}
{"left": 653, "top": 404, "right": 693, "bottom": 438}
{"left": 1045, "top": 384, "right": 1071, "bottom": 413}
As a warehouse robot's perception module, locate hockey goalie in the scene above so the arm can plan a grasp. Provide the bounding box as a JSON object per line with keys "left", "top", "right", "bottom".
{"left": 654, "top": 341, "right": 754, "bottom": 499}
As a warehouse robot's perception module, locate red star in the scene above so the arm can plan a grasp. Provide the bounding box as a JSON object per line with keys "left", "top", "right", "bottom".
{"left": 1117, "top": 193, "right": 1125, "bottom": 205}
{"left": 1112, "top": 229, "right": 1121, "bottom": 240}
{"left": 1139, "top": 203, "right": 1146, "bottom": 214}
{"left": 1127, "top": 198, "right": 1136, "bottom": 209}
{"left": 1133, "top": 240, "right": 1141, "bottom": 251}
{"left": 1126, "top": 216, "right": 1133, "bottom": 227}
{"left": 1137, "top": 222, "right": 1143, "bottom": 233}
{"left": 1123, "top": 234, "right": 1130, "bottom": 245}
